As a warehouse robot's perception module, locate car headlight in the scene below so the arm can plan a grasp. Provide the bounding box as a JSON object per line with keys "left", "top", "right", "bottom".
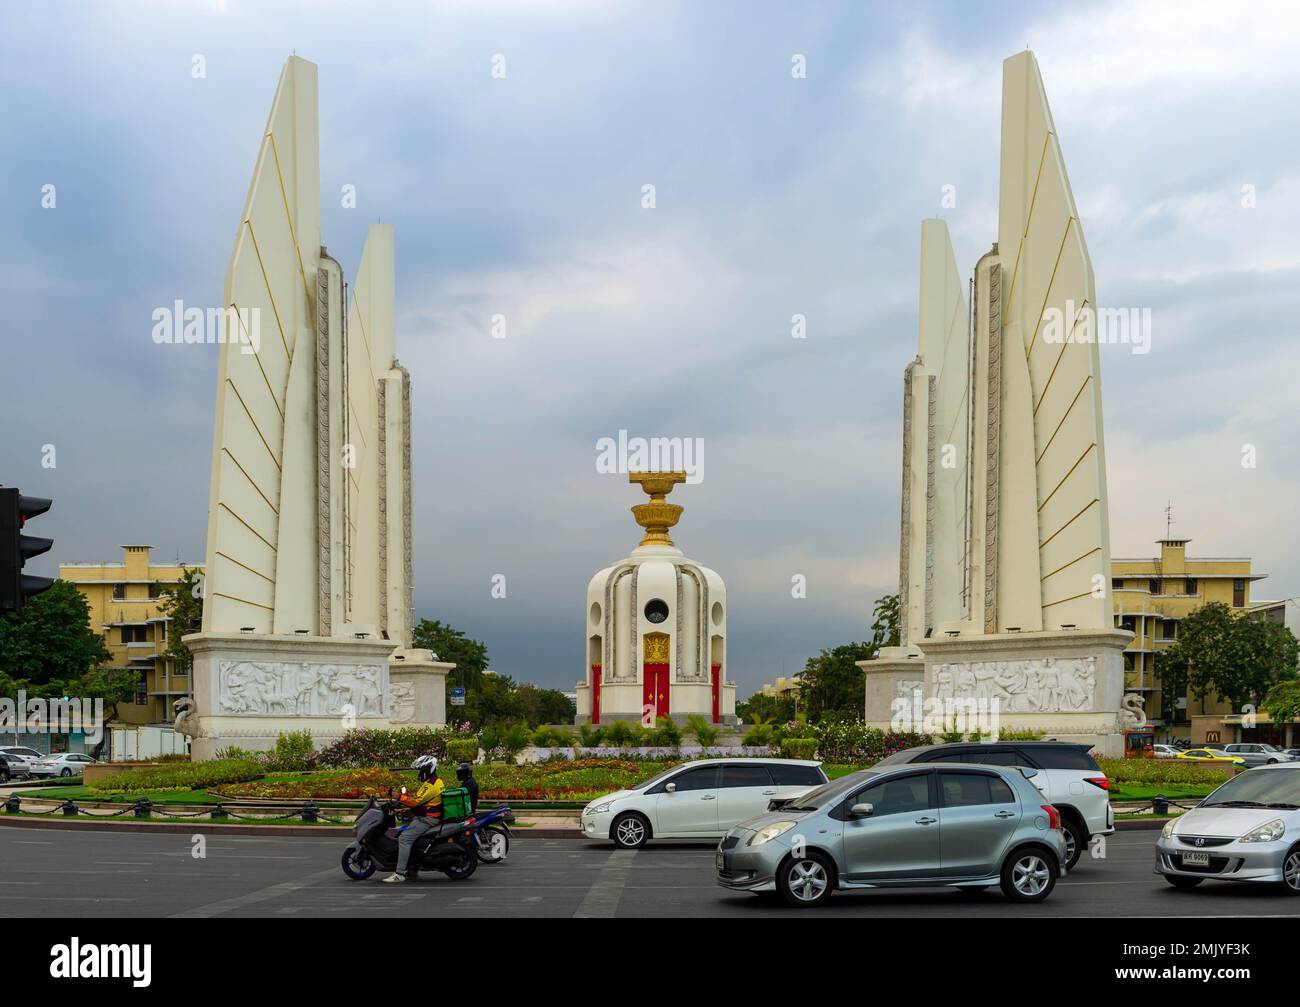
{"left": 1161, "top": 819, "right": 1176, "bottom": 839}
{"left": 1240, "top": 818, "right": 1286, "bottom": 843}
{"left": 587, "top": 801, "right": 614, "bottom": 816}
{"left": 748, "top": 821, "right": 797, "bottom": 846}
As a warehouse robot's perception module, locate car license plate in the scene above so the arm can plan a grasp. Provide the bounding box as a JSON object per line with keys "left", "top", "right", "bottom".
{"left": 1181, "top": 852, "right": 1211, "bottom": 867}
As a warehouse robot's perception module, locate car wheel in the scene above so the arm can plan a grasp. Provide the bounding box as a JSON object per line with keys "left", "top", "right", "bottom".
{"left": 1282, "top": 847, "right": 1300, "bottom": 895}
{"left": 776, "top": 852, "right": 834, "bottom": 908}
{"left": 60, "top": 768, "right": 72, "bottom": 777}
{"left": 611, "top": 812, "right": 650, "bottom": 849}
{"left": 1164, "top": 874, "right": 1203, "bottom": 891}
{"left": 1062, "top": 818, "right": 1085, "bottom": 870}
{"left": 1000, "top": 847, "right": 1057, "bottom": 903}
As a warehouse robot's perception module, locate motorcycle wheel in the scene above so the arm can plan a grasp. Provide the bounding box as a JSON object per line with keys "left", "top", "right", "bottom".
{"left": 341, "top": 843, "right": 376, "bottom": 880}
{"left": 477, "top": 826, "right": 510, "bottom": 864}
{"left": 442, "top": 844, "right": 478, "bottom": 880}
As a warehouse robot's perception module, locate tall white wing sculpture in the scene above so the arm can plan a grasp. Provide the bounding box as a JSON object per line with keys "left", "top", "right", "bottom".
{"left": 200, "top": 57, "right": 412, "bottom": 645}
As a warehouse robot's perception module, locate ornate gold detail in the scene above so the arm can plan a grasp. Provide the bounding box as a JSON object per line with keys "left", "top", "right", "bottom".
{"left": 643, "top": 631, "right": 671, "bottom": 664}
{"left": 629, "top": 471, "right": 687, "bottom": 546}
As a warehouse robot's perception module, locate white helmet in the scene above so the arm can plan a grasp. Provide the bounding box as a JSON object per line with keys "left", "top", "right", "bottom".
{"left": 412, "top": 755, "right": 438, "bottom": 781}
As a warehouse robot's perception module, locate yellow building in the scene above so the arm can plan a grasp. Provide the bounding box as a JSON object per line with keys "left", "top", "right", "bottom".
{"left": 758, "top": 676, "right": 800, "bottom": 699}
{"left": 59, "top": 545, "right": 203, "bottom": 726}
{"left": 1111, "top": 538, "right": 1265, "bottom": 741}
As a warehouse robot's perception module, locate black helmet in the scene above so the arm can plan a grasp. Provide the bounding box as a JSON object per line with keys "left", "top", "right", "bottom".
{"left": 456, "top": 761, "right": 473, "bottom": 781}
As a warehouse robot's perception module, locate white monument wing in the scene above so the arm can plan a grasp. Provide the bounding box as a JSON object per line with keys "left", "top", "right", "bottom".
{"left": 997, "top": 51, "right": 1112, "bottom": 631}
{"left": 202, "top": 57, "right": 321, "bottom": 634}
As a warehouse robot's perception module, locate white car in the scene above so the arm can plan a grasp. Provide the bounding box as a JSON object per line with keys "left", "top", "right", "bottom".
{"left": 582, "top": 758, "right": 829, "bottom": 848}
{"left": 1153, "top": 744, "right": 1182, "bottom": 759}
{"left": 28, "top": 753, "right": 98, "bottom": 778}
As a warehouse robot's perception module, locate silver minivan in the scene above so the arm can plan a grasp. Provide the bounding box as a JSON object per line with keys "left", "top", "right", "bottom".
{"left": 717, "top": 763, "right": 1068, "bottom": 907}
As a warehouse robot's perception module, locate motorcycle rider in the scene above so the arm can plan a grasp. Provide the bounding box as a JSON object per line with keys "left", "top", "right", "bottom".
{"left": 456, "top": 761, "right": 479, "bottom": 814}
{"left": 382, "top": 754, "right": 445, "bottom": 883}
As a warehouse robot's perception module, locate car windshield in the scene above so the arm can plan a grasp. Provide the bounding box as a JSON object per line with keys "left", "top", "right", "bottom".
{"left": 780, "top": 770, "right": 878, "bottom": 811}
{"left": 1202, "top": 770, "right": 1300, "bottom": 809}
{"left": 634, "top": 765, "right": 688, "bottom": 790}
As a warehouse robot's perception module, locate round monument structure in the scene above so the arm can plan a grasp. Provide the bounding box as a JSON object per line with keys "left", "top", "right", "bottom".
{"left": 576, "top": 472, "right": 735, "bottom": 726}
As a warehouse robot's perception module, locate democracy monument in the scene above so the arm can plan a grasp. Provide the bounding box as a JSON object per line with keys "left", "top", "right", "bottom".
{"left": 859, "top": 50, "right": 1135, "bottom": 754}
{"left": 576, "top": 472, "right": 736, "bottom": 726}
{"left": 181, "top": 57, "right": 452, "bottom": 759}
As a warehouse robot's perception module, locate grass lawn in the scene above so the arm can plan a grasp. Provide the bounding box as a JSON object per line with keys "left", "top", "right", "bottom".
{"left": 1108, "top": 782, "right": 1215, "bottom": 801}
{"left": 14, "top": 786, "right": 225, "bottom": 805}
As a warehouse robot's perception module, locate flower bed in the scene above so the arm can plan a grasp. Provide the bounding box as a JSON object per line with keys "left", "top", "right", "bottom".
{"left": 88, "top": 759, "right": 263, "bottom": 795}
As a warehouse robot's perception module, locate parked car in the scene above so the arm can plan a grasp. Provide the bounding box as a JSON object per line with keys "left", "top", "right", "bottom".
{"left": 1222, "top": 743, "right": 1295, "bottom": 767}
{"left": 0, "top": 753, "right": 33, "bottom": 783}
{"left": 1284, "top": 749, "right": 1300, "bottom": 760}
{"left": 874, "top": 741, "right": 1111, "bottom": 869}
{"left": 0, "top": 746, "right": 45, "bottom": 765}
{"left": 717, "top": 762, "right": 1067, "bottom": 907}
{"left": 581, "top": 758, "right": 828, "bottom": 848}
{"left": 1153, "top": 744, "right": 1182, "bottom": 759}
{"left": 1177, "top": 748, "right": 1246, "bottom": 766}
{"left": 28, "top": 753, "right": 98, "bottom": 778}
{"left": 1156, "top": 762, "right": 1300, "bottom": 893}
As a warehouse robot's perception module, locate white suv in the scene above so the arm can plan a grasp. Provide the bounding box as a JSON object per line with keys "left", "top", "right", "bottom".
{"left": 582, "top": 758, "right": 829, "bottom": 848}
{"left": 875, "top": 741, "right": 1113, "bottom": 869}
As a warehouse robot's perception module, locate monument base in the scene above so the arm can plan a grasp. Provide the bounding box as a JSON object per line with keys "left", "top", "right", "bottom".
{"left": 861, "top": 629, "right": 1134, "bottom": 757}
{"left": 182, "top": 632, "right": 454, "bottom": 761}
{"left": 857, "top": 645, "right": 926, "bottom": 730}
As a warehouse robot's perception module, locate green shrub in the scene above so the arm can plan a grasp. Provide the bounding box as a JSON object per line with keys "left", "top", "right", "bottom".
{"left": 88, "top": 759, "right": 263, "bottom": 794}
{"left": 743, "top": 721, "right": 778, "bottom": 747}
{"left": 309, "top": 727, "right": 477, "bottom": 769}
{"left": 155, "top": 753, "right": 192, "bottom": 763}
{"left": 1097, "top": 757, "right": 1234, "bottom": 787}
{"left": 780, "top": 738, "right": 818, "bottom": 760}
{"left": 577, "top": 723, "right": 605, "bottom": 747}
{"left": 500, "top": 722, "right": 533, "bottom": 759}
{"left": 446, "top": 738, "right": 480, "bottom": 764}
{"left": 686, "top": 714, "right": 719, "bottom": 746}
{"left": 270, "top": 730, "right": 314, "bottom": 771}
{"left": 651, "top": 716, "right": 682, "bottom": 747}
{"left": 602, "top": 720, "right": 636, "bottom": 748}
{"left": 532, "top": 725, "right": 573, "bottom": 748}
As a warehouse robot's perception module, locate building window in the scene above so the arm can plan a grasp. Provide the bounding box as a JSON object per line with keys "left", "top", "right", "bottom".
{"left": 112, "top": 583, "right": 126, "bottom": 600}
{"left": 1161, "top": 621, "right": 1177, "bottom": 641}
{"left": 120, "top": 625, "right": 149, "bottom": 644}
{"left": 1233, "top": 579, "right": 1246, "bottom": 607}
{"left": 1149, "top": 578, "right": 1160, "bottom": 596}
{"left": 134, "top": 673, "right": 148, "bottom": 705}
{"left": 1184, "top": 577, "right": 1198, "bottom": 595}
{"left": 1112, "top": 578, "right": 1123, "bottom": 591}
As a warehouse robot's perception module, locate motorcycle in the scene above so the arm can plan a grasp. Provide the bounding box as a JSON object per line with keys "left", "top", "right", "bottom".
{"left": 466, "top": 803, "right": 515, "bottom": 864}
{"left": 342, "top": 796, "right": 478, "bottom": 881}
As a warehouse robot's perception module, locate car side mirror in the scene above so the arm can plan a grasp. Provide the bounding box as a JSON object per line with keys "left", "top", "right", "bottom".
{"left": 665, "top": 782, "right": 677, "bottom": 794}
{"left": 849, "top": 803, "right": 873, "bottom": 818}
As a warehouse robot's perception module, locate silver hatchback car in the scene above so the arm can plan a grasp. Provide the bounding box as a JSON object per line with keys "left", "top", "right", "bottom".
{"left": 1155, "top": 762, "right": 1300, "bottom": 893}
{"left": 717, "top": 763, "right": 1068, "bottom": 908}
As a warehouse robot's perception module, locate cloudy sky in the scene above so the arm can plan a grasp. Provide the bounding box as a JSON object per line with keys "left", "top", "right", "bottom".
{"left": 3, "top": 0, "right": 1299, "bottom": 696}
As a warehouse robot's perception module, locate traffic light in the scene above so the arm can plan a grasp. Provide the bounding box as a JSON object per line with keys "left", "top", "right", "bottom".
{"left": 0, "top": 487, "right": 54, "bottom": 613}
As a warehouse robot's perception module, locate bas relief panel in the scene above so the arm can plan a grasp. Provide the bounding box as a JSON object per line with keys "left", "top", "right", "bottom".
{"left": 217, "top": 661, "right": 387, "bottom": 718}
{"left": 930, "top": 657, "right": 1097, "bottom": 713}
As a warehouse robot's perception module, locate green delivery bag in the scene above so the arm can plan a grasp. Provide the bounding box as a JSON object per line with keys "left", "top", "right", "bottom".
{"left": 440, "top": 787, "right": 472, "bottom": 821}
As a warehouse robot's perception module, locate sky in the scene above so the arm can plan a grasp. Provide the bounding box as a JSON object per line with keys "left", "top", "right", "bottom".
{"left": 2, "top": 0, "right": 1299, "bottom": 698}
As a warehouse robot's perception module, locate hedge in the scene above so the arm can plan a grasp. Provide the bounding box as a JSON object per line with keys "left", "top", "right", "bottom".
{"left": 88, "top": 759, "right": 263, "bottom": 794}
{"left": 309, "top": 727, "right": 478, "bottom": 769}
{"left": 779, "top": 738, "right": 818, "bottom": 760}
{"left": 445, "top": 739, "right": 480, "bottom": 765}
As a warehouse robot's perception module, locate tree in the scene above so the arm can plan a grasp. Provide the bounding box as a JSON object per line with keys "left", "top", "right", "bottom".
{"left": 869, "top": 593, "right": 901, "bottom": 657}
{"left": 737, "top": 691, "right": 796, "bottom": 725}
{"left": 412, "top": 619, "right": 488, "bottom": 686}
{"left": 65, "top": 667, "right": 139, "bottom": 760}
{"left": 156, "top": 567, "right": 204, "bottom": 676}
{"left": 1262, "top": 679, "right": 1300, "bottom": 726}
{"left": 797, "top": 642, "right": 875, "bottom": 720}
{"left": 0, "top": 579, "right": 110, "bottom": 687}
{"left": 1160, "top": 602, "right": 1299, "bottom": 712}
{"left": 515, "top": 683, "right": 576, "bottom": 726}
{"left": 464, "top": 671, "right": 524, "bottom": 727}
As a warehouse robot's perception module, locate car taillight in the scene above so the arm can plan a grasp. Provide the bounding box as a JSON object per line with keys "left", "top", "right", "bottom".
{"left": 1041, "top": 804, "right": 1062, "bottom": 830}
{"left": 1084, "top": 777, "right": 1109, "bottom": 791}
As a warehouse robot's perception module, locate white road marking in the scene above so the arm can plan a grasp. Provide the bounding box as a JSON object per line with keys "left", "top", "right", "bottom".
{"left": 573, "top": 849, "right": 637, "bottom": 918}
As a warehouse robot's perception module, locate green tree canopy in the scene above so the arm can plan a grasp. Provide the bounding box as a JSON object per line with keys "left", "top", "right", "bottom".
{"left": 412, "top": 619, "right": 489, "bottom": 688}
{"left": 797, "top": 642, "right": 875, "bottom": 720}
{"left": 1160, "top": 602, "right": 1299, "bottom": 712}
{"left": 157, "top": 567, "right": 204, "bottom": 676}
{"left": 0, "top": 579, "right": 110, "bottom": 689}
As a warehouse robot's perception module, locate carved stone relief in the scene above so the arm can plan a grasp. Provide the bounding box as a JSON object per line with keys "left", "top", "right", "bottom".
{"left": 217, "top": 660, "right": 386, "bottom": 717}
{"left": 930, "top": 656, "right": 1097, "bottom": 713}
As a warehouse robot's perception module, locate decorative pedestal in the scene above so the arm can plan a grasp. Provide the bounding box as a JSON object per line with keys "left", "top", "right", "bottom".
{"left": 857, "top": 645, "right": 927, "bottom": 729}
{"left": 861, "top": 630, "right": 1134, "bottom": 756}
{"left": 388, "top": 648, "right": 455, "bottom": 728}
{"left": 183, "top": 632, "right": 413, "bottom": 761}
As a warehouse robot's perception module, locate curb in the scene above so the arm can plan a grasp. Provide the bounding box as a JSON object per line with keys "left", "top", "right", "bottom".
{"left": 0, "top": 816, "right": 583, "bottom": 839}
{"left": 1114, "top": 818, "right": 1167, "bottom": 831}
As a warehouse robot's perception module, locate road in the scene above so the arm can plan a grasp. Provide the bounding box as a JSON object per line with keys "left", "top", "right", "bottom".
{"left": 2, "top": 827, "right": 1297, "bottom": 917}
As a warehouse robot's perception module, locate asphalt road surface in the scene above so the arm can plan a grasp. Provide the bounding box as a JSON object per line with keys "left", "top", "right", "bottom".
{"left": 2, "top": 827, "right": 1298, "bottom": 918}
